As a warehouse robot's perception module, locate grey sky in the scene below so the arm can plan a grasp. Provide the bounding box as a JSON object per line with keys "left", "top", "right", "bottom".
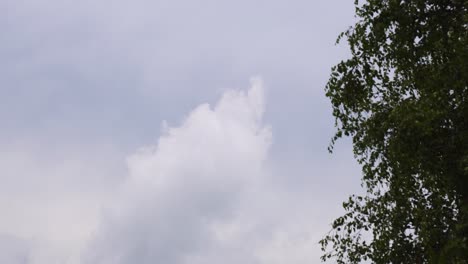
{"left": 1, "top": 1, "right": 363, "bottom": 263}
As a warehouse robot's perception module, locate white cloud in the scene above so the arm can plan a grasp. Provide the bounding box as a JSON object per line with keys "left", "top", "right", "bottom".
{"left": 0, "top": 78, "right": 346, "bottom": 264}
{"left": 1, "top": 0, "right": 362, "bottom": 262}
{"left": 81, "top": 78, "right": 330, "bottom": 264}
{"left": 82, "top": 78, "right": 273, "bottom": 264}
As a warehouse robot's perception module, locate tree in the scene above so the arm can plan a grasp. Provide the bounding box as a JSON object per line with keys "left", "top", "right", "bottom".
{"left": 320, "top": 0, "right": 468, "bottom": 263}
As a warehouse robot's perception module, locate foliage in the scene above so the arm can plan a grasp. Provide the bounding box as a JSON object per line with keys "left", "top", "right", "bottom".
{"left": 320, "top": 0, "right": 468, "bottom": 263}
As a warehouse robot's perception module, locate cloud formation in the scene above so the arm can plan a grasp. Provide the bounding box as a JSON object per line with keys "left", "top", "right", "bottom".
{"left": 80, "top": 78, "right": 331, "bottom": 264}
{"left": 83, "top": 78, "right": 274, "bottom": 263}
{"left": 1, "top": 0, "right": 362, "bottom": 263}
{"left": 0, "top": 75, "right": 358, "bottom": 264}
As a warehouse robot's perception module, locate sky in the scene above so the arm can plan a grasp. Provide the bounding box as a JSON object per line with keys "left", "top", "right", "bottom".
{"left": 1, "top": 1, "right": 363, "bottom": 263}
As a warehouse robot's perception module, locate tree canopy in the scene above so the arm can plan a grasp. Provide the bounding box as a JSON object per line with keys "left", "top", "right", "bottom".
{"left": 320, "top": 0, "right": 468, "bottom": 263}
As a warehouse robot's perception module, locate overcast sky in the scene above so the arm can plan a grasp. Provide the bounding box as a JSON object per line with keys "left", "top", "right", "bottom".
{"left": 1, "top": 1, "right": 363, "bottom": 263}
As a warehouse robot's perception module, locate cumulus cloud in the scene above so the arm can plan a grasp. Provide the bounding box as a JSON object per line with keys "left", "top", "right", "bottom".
{"left": 80, "top": 78, "right": 329, "bottom": 264}
{"left": 1, "top": 0, "right": 362, "bottom": 262}
{"left": 83, "top": 78, "right": 274, "bottom": 264}
{"left": 0, "top": 77, "right": 344, "bottom": 264}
